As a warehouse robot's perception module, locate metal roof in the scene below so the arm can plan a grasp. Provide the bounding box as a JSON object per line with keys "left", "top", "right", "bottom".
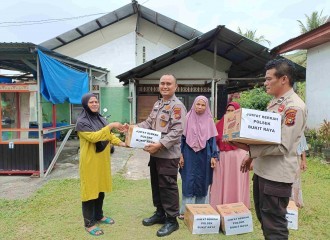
{"left": 0, "top": 42, "right": 108, "bottom": 78}
{"left": 116, "top": 26, "right": 306, "bottom": 89}
{"left": 41, "top": 1, "right": 202, "bottom": 50}
{"left": 271, "top": 21, "right": 330, "bottom": 55}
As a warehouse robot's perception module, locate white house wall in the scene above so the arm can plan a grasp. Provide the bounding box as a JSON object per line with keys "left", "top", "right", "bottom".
{"left": 54, "top": 16, "right": 192, "bottom": 87}
{"left": 306, "top": 41, "right": 330, "bottom": 129}
{"left": 55, "top": 15, "right": 137, "bottom": 87}
{"left": 145, "top": 50, "right": 231, "bottom": 79}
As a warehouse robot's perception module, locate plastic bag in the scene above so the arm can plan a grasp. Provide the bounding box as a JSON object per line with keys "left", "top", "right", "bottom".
{"left": 291, "top": 168, "right": 304, "bottom": 208}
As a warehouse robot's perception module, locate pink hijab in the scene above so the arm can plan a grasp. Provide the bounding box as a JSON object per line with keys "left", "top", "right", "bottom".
{"left": 183, "top": 96, "right": 218, "bottom": 152}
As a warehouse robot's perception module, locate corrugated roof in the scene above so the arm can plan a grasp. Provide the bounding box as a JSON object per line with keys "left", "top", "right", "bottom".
{"left": 116, "top": 26, "right": 306, "bottom": 89}
{"left": 0, "top": 42, "right": 108, "bottom": 77}
{"left": 40, "top": 2, "right": 202, "bottom": 50}
{"left": 271, "top": 22, "right": 330, "bottom": 54}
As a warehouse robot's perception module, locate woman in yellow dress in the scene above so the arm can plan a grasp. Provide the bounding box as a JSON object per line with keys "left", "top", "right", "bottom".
{"left": 76, "top": 93, "right": 126, "bottom": 236}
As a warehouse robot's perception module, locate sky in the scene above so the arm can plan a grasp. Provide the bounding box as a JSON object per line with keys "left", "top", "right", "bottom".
{"left": 0, "top": 0, "right": 329, "bottom": 49}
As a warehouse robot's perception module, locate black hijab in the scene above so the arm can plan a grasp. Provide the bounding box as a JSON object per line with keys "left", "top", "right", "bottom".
{"left": 76, "top": 93, "right": 109, "bottom": 153}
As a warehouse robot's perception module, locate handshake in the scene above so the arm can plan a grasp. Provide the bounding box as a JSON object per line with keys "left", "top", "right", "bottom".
{"left": 107, "top": 122, "right": 130, "bottom": 133}
{"left": 107, "top": 122, "right": 130, "bottom": 147}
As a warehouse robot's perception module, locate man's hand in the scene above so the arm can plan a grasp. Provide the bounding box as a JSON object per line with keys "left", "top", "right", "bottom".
{"left": 227, "top": 141, "right": 250, "bottom": 151}
{"left": 210, "top": 158, "right": 216, "bottom": 168}
{"left": 240, "top": 155, "right": 253, "bottom": 173}
{"left": 143, "top": 142, "right": 163, "bottom": 154}
{"left": 300, "top": 159, "right": 307, "bottom": 171}
{"left": 179, "top": 155, "right": 184, "bottom": 168}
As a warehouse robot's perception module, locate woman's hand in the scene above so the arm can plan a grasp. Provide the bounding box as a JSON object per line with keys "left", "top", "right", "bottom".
{"left": 108, "top": 122, "right": 128, "bottom": 132}
{"left": 119, "top": 123, "right": 130, "bottom": 133}
{"left": 179, "top": 155, "right": 184, "bottom": 168}
{"left": 118, "top": 142, "right": 127, "bottom": 147}
{"left": 210, "top": 158, "right": 216, "bottom": 168}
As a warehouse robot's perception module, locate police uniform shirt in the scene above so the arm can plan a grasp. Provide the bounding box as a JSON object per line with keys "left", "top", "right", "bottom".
{"left": 137, "top": 95, "right": 187, "bottom": 159}
{"left": 249, "top": 88, "right": 307, "bottom": 183}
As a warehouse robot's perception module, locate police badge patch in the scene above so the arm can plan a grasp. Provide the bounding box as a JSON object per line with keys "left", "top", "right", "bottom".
{"left": 284, "top": 109, "right": 297, "bottom": 126}
{"left": 173, "top": 107, "right": 181, "bottom": 120}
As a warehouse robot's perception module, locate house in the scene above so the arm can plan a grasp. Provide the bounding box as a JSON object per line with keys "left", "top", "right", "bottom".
{"left": 271, "top": 20, "right": 330, "bottom": 129}
{"left": 41, "top": 1, "right": 305, "bottom": 123}
{"left": 41, "top": 1, "right": 202, "bottom": 123}
{"left": 117, "top": 26, "right": 305, "bottom": 122}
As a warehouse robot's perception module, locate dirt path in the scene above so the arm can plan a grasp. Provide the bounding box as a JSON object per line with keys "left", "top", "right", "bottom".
{"left": 0, "top": 140, "right": 150, "bottom": 200}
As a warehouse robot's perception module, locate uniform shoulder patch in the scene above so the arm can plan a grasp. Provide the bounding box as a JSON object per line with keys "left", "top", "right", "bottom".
{"left": 284, "top": 109, "right": 297, "bottom": 126}
{"left": 173, "top": 107, "right": 182, "bottom": 120}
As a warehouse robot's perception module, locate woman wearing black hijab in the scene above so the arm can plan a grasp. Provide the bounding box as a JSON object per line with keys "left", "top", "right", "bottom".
{"left": 76, "top": 93, "right": 126, "bottom": 236}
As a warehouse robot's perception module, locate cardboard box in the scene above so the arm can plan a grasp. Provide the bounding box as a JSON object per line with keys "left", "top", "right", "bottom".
{"left": 184, "top": 204, "right": 221, "bottom": 234}
{"left": 286, "top": 200, "right": 298, "bottom": 230}
{"left": 216, "top": 202, "right": 253, "bottom": 235}
{"left": 223, "top": 108, "right": 281, "bottom": 144}
{"left": 125, "top": 125, "right": 161, "bottom": 148}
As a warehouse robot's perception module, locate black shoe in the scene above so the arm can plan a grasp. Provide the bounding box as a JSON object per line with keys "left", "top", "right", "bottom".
{"left": 142, "top": 212, "right": 166, "bottom": 226}
{"left": 156, "top": 218, "right": 179, "bottom": 237}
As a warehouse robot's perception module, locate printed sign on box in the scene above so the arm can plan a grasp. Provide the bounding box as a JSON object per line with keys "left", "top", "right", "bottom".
{"left": 223, "top": 108, "right": 281, "bottom": 144}
{"left": 125, "top": 125, "right": 161, "bottom": 148}
{"left": 184, "top": 204, "right": 221, "bottom": 234}
{"left": 286, "top": 201, "right": 298, "bottom": 230}
{"left": 216, "top": 202, "right": 253, "bottom": 235}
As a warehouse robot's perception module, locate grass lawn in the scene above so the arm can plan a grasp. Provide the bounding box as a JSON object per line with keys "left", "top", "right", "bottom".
{"left": 0, "top": 157, "right": 329, "bottom": 240}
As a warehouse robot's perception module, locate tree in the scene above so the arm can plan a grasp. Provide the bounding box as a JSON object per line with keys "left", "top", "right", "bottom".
{"left": 297, "top": 10, "right": 328, "bottom": 33}
{"left": 233, "top": 86, "right": 272, "bottom": 111}
{"left": 237, "top": 27, "right": 271, "bottom": 46}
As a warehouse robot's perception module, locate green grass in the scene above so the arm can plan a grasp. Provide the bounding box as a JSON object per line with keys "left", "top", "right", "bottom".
{"left": 0, "top": 157, "right": 329, "bottom": 240}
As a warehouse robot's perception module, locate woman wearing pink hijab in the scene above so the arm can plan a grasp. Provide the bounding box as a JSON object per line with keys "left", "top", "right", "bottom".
{"left": 209, "top": 102, "right": 250, "bottom": 209}
{"left": 178, "top": 96, "right": 218, "bottom": 219}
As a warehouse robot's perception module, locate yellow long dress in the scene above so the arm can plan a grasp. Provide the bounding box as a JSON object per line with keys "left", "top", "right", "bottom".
{"left": 78, "top": 126, "right": 122, "bottom": 202}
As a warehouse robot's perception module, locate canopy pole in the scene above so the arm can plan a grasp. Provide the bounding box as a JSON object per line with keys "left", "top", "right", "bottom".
{"left": 37, "top": 54, "right": 45, "bottom": 177}
{"left": 211, "top": 41, "right": 218, "bottom": 117}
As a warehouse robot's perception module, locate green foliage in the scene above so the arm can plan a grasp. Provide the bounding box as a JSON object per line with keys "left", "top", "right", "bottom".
{"left": 297, "top": 10, "right": 328, "bottom": 34}
{"left": 283, "top": 50, "right": 307, "bottom": 67}
{"left": 233, "top": 87, "right": 272, "bottom": 111}
{"left": 296, "top": 82, "right": 306, "bottom": 102}
{"left": 318, "top": 119, "right": 330, "bottom": 148}
{"left": 111, "top": 128, "right": 126, "bottom": 142}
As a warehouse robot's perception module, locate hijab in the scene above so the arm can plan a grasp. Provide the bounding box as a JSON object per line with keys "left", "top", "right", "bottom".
{"left": 75, "top": 93, "right": 109, "bottom": 153}
{"left": 216, "top": 102, "right": 240, "bottom": 151}
{"left": 183, "top": 96, "right": 218, "bottom": 152}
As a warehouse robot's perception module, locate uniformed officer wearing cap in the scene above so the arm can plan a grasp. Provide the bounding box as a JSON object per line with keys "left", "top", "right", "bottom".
{"left": 231, "top": 59, "right": 307, "bottom": 240}
{"left": 137, "top": 74, "right": 187, "bottom": 237}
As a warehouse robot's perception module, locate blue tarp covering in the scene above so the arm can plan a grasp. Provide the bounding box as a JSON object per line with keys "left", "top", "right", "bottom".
{"left": 38, "top": 49, "right": 88, "bottom": 104}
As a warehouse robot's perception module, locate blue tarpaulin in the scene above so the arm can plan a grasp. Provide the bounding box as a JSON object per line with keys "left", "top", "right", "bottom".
{"left": 38, "top": 49, "right": 88, "bottom": 104}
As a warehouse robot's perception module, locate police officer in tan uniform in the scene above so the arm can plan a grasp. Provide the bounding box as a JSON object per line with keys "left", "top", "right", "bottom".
{"left": 137, "top": 74, "right": 186, "bottom": 237}
{"left": 233, "top": 59, "right": 307, "bottom": 240}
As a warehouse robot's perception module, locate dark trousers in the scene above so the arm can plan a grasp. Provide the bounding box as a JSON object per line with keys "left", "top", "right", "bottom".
{"left": 253, "top": 174, "right": 292, "bottom": 240}
{"left": 82, "top": 192, "right": 105, "bottom": 228}
{"left": 149, "top": 156, "right": 180, "bottom": 217}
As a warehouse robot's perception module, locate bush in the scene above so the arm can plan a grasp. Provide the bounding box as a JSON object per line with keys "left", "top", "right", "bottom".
{"left": 233, "top": 86, "right": 272, "bottom": 111}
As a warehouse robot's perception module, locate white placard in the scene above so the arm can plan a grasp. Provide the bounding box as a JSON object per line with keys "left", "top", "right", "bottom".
{"left": 240, "top": 108, "right": 281, "bottom": 144}
{"left": 129, "top": 128, "right": 161, "bottom": 148}
{"left": 286, "top": 209, "right": 298, "bottom": 230}
{"left": 223, "top": 214, "right": 253, "bottom": 235}
{"left": 192, "top": 214, "right": 221, "bottom": 234}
